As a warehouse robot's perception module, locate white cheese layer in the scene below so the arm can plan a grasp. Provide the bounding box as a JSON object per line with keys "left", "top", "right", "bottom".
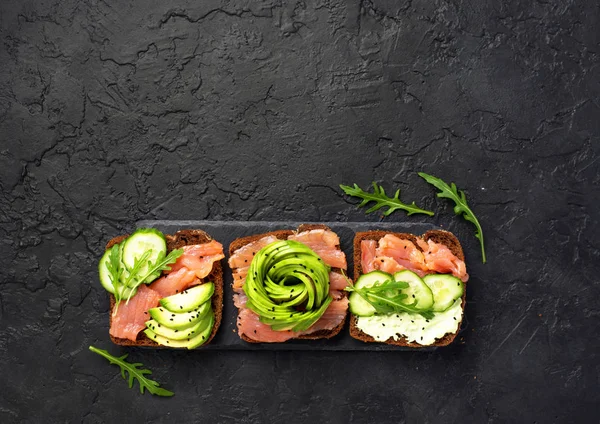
{"left": 355, "top": 300, "right": 463, "bottom": 346}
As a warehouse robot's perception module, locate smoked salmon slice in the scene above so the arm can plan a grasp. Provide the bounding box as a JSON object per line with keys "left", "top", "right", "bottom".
{"left": 288, "top": 229, "right": 347, "bottom": 269}
{"left": 376, "top": 235, "right": 428, "bottom": 272}
{"left": 229, "top": 235, "right": 279, "bottom": 291}
{"left": 424, "top": 240, "right": 469, "bottom": 282}
{"left": 237, "top": 298, "right": 349, "bottom": 342}
{"left": 150, "top": 267, "right": 198, "bottom": 298}
{"left": 360, "top": 240, "right": 377, "bottom": 273}
{"left": 168, "top": 242, "right": 225, "bottom": 279}
{"left": 362, "top": 234, "right": 469, "bottom": 282}
{"left": 110, "top": 285, "right": 161, "bottom": 341}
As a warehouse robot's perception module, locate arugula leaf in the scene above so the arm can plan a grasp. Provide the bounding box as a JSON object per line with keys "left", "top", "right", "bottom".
{"left": 340, "top": 182, "right": 434, "bottom": 217}
{"left": 345, "top": 279, "right": 435, "bottom": 319}
{"left": 89, "top": 346, "right": 174, "bottom": 397}
{"left": 418, "top": 172, "right": 486, "bottom": 263}
{"left": 104, "top": 244, "right": 125, "bottom": 314}
{"left": 122, "top": 250, "right": 153, "bottom": 288}
{"left": 124, "top": 249, "right": 184, "bottom": 303}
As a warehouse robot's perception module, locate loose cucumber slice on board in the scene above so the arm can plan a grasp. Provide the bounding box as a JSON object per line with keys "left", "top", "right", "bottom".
{"left": 122, "top": 228, "right": 167, "bottom": 283}
{"left": 423, "top": 274, "right": 464, "bottom": 312}
{"left": 393, "top": 270, "right": 434, "bottom": 311}
{"left": 349, "top": 271, "right": 392, "bottom": 317}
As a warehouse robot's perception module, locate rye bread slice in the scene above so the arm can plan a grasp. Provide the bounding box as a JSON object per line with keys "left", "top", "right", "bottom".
{"left": 106, "top": 229, "right": 224, "bottom": 348}
{"left": 228, "top": 224, "right": 348, "bottom": 343}
{"left": 349, "top": 230, "right": 466, "bottom": 348}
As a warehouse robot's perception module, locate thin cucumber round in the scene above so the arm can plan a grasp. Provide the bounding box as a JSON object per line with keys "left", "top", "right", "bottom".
{"left": 349, "top": 271, "right": 392, "bottom": 317}
{"left": 122, "top": 228, "right": 167, "bottom": 284}
{"left": 393, "top": 270, "right": 434, "bottom": 311}
{"left": 423, "top": 274, "right": 464, "bottom": 312}
{"left": 98, "top": 249, "right": 116, "bottom": 294}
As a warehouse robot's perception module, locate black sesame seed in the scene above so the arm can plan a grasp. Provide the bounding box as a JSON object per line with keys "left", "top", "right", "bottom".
{"left": 453, "top": 317, "right": 457, "bottom": 320}
{"left": 396, "top": 315, "right": 399, "bottom": 318}
{"left": 170, "top": 318, "right": 173, "bottom": 321}
{"left": 166, "top": 340, "right": 169, "bottom": 344}
{"left": 254, "top": 330, "right": 257, "bottom": 333}
{"left": 202, "top": 336, "right": 205, "bottom": 339}
{"left": 244, "top": 259, "right": 247, "bottom": 263}
{"left": 175, "top": 330, "right": 178, "bottom": 333}
{"left": 382, "top": 323, "right": 385, "bottom": 327}
{"left": 158, "top": 324, "right": 161, "bottom": 327}
{"left": 180, "top": 306, "right": 183, "bottom": 309}
{"left": 380, "top": 259, "right": 384, "bottom": 263}
{"left": 421, "top": 336, "right": 423, "bottom": 340}
{"left": 171, "top": 313, "right": 175, "bottom": 317}
{"left": 412, "top": 294, "right": 415, "bottom": 298}
{"left": 426, "top": 319, "right": 430, "bottom": 323}
{"left": 411, "top": 320, "right": 414, "bottom": 323}
{"left": 422, "top": 327, "right": 425, "bottom": 330}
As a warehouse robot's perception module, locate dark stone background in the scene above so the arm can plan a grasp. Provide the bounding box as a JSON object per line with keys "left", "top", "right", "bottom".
{"left": 1, "top": 0, "right": 598, "bottom": 422}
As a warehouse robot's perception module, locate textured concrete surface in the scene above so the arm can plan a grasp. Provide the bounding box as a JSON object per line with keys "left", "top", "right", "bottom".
{"left": 1, "top": 0, "right": 598, "bottom": 422}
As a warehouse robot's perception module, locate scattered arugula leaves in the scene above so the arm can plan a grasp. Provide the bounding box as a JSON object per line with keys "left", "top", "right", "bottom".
{"left": 418, "top": 172, "right": 486, "bottom": 263}
{"left": 340, "top": 182, "right": 434, "bottom": 217}
{"left": 345, "top": 279, "right": 435, "bottom": 319}
{"left": 89, "top": 346, "right": 174, "bottom": 397}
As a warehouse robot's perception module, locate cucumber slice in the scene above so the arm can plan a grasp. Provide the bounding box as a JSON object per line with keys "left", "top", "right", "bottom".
{"left": 423, "top": 274, "right": 464, "bottom": 312}
{"left": 98, "top": 249, "right": 116, "bottom": 294}
{"left": 122, "top": 228, "right": 167, "bottom": 284}
{"left": 144, "top": 313, "right": 214, "bottom": 349}
{"left": 349, "top": 271, "right": 392, "bottom": 317}
{"left": 148, "top": 301, "right": 211, "bottom": 330}
{"left": 393, "top": 270, "right": 434, "bottom": 311}
{"left": 159, "top": 283, "right": 214, "bottom": 313}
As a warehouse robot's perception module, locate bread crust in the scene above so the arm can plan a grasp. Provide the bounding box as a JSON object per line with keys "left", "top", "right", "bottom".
{"left": 349, "top": 230, "right": 466, "bottom": 347}
{"left": 106, "top": 229, "right": 224, "bottom": 348}
{"left": 228, "top": 224, "right": 348, "bottom": 343}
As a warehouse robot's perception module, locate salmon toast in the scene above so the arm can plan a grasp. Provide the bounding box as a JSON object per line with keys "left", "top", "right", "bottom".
{"left": 349, "top": 230, "right": 468, "bottom": 347}
{"left": 229, "top": 224, "right": 350, "bottom": 343}
{"left": 102, "top": 229, "right": 224, "bottom": 348}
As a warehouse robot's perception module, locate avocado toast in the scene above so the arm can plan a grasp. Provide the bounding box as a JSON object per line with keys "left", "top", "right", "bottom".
{"left": 349, "top": 230, "right": 467, "bottom": 347}
{"left": 101, "top": 229, "right": 224, "bottom": 348}
{"left": 229, "top": 224, "right": 350, "bottom": 343}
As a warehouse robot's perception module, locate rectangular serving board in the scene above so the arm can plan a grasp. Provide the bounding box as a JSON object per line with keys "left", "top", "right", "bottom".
{"left": 136, "top": 220, "right": 446, "bottom": 351}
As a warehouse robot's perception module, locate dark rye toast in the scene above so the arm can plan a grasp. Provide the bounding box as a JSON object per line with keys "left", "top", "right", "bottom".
{"left": 349, "top": 230, "right": 466, "bottom": 347}
{"left": 229, "top": 224, "right": 348, "bottom": 343}
{"left": 106, "top": 229, "right": 224, "bottom": 348}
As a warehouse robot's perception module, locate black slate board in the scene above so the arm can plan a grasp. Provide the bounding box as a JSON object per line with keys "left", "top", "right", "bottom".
{"left": 135, "top": 220, "right": 461, "bottom": 351}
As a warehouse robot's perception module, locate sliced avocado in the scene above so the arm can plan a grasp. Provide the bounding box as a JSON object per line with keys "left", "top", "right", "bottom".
{"left": 144, "top": 313, "right": 214, "bottom": 349}
{"left": 148, "top": 301, "right": 211, "bottom": 330}
{"left": 159, "top": 283, "right": 214, "bottom": 313}
{"left": 145, "top": 318, "right": 205, "bottom": 341}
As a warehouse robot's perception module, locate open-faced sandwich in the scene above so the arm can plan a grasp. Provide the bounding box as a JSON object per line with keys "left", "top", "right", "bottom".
{"left": 349, "top": 230, "right": 468, "bottom": 347}
{"left": 228, "top": 224, "right": 350, "bottom": 342}
{"left": 98, "top": 228, "right": 224, "bottom": 349}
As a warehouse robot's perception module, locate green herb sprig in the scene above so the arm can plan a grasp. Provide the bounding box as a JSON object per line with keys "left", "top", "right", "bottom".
{"left": 418, "top": 172, "right": 486, "bottom": 263}
{"left": 340, "top": 182, "right": 434, "bottom": 217}
{"left": 89, "top": 346, "right": 174, "bottom": 397}
{"left": 345, "top": 279, "right": 435, "bottom": 319}
{"left": 124, "top": 249, "right": 184, "bottom": 303}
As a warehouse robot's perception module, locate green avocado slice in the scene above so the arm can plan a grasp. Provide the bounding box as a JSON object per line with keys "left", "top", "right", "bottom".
{"left": 144, "top": 313, "right": 214, "bottom": 349}
{"left": 145, "top": 318, "right": 205, "bottom": 340}
{"left": 159, "top": 283, "right": 214, "bottom": 313}
{"left": 148, "top": 301, "right": 211, "bottom": 330}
